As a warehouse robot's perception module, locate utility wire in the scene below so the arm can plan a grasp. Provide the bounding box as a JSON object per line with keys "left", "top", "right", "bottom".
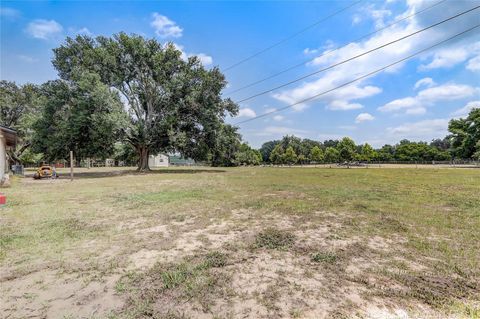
{"left": 223, "top": 0, "right": 363, "bottom": 72}
{"left": 226, "top": 0, "right": 448, "bottom": 95}
{"left": 234, "top": 24, "right": 480, "bottom": 125}
{"left": 234, "top": 5, "right": 479, "bottom": 104}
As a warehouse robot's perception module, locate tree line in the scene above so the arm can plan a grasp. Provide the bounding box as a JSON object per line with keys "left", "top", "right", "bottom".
{"left": 0, "top": 33, "right": 479, "bottom": 169}
{"left": 257, "top": 109, "right": 480, "bottom": 165}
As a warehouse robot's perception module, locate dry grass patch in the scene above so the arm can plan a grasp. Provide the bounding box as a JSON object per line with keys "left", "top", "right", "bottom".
{"left": 115, "top": 251, "right": 231, "bottom": 318}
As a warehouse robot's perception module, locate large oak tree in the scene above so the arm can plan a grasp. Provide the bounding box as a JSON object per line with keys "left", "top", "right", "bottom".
{"left": 52, "top": 33, "right": 238, "bottom": 170}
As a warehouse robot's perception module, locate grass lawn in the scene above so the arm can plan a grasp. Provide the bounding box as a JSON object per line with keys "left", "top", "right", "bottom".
{"left": 1, "top": 166, "right": 479, "bottom": 318}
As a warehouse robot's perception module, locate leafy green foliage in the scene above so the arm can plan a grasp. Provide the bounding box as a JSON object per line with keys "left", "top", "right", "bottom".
{"left": 259, "top": 140, "right": 280, "bottom": 162}
{"left": 52, "top": 33, "right": 238, "bottom": 170}
{"left": 297, "top": 154, "right": 307, "bottom": 164}
{"left": 448, "top": 107, "right": 480, "bottom": 159}
{"left": 113, "top": 142, "right": 138, "bottom": 166}
{"left": 32, "top": 72, "right": 126, "bottom": 161}
{"left": 210, "top": 124, "right": 241, "bottom": 167}
{"left": 0, "top": 81, "right": 42, "bottom": 164}
{"left": 474, "top": 141, "right": 480, "bottom": 160}
{"left": 395, "top": 140, "right": 451, "bottom": 161}
{"left": 358, "top": 143, "right": 377, "bottom": 162}
{"left": 269, "top": 144, "right": 284, "bottom": 164}
{"left": 337, "top": 137, "right": 357, "bottom": 162}
{"left": 234, "top": 143, "right": 262, "bottom": 166}
{"left": 310, "top": 146, "right": 324, "bottom": 163}
{"left": 260, "top": 136, "right": 321, "bottom": 164}
{"left": 259, "top": 135, "right": 458, "bottom": 164}
{"left": 377, "top": 144, "right": 395, "bottom": 161}
{"left": 282, "top": 146, "right": 298, "bottom": 165}
{"left": 324, "top": 147, "right": 340, "bottom": 163}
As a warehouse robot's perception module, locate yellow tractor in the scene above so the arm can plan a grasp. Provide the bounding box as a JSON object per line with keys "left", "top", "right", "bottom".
{"left": 33, "top": 165, "right": 57, "bottom": 179}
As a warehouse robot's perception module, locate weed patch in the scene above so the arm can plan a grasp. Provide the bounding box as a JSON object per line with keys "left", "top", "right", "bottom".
{"left": 116, "top": 251, "right": 230, "bottom": 317}
{"left": 311, "top": 251, "right": 338, "bottom": 264}
{"left": 255, "top": 228, "right": 295, "bottom": 250}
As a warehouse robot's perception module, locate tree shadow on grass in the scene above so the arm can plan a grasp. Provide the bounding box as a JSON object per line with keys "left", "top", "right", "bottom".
{"left": 28, "top": 168, "right": 226, "bottom": 180}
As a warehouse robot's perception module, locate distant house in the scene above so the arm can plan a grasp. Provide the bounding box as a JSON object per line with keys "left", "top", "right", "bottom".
{"left": 148, "top": 154, "right": 169, "bottom": 168}
{"left": 0, "top": 126, "right": 17, "bottom": 184}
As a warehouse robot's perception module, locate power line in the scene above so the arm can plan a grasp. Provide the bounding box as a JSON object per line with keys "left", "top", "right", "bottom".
{"left": 222, "top": 0, "right": 363, "bottom": 72}
{"left": 226, "top": 0, "right": 448, "bottom": 95}
{"left": 234, "top": 24, "right": 480, "bottom": 125}
{"left": 234, "top": 5, "right": 479, "bottom": 104}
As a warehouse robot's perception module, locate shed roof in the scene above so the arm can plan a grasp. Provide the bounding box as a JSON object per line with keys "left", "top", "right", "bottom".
{"left": 0, "top": 125, "right": 17, "bottom": 147}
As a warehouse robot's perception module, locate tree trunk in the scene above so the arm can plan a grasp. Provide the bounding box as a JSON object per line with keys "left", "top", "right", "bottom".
{"left": 137, "top": 146, "right": 150, "bottom": 171}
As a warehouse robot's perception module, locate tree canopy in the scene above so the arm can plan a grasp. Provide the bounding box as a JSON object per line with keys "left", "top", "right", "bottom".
{"left": 32, "top": 73, "right": 126, "bottom": 162}
{"left": 337, "top": 137, "right": 357, "bottom": 162}
{"left": 448, "top": 107, "right": 480, "bottom": 159}
{"left": 0, "top": 81, "right": 42, "bottom": 164}
{"left": 52, "top": 33, "right": 238, "bottom": 170}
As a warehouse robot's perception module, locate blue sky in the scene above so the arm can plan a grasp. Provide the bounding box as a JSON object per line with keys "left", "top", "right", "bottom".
{"left": 1, "top": 0, "right": 479, "bottom": 148}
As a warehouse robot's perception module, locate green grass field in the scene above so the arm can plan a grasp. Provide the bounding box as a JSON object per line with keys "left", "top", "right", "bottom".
{"left": 1, "top": 166, "right": 479, "bottom": 318}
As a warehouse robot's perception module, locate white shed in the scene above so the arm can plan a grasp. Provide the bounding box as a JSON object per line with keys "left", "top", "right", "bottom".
{"left": 148, "top": 154, "right": 169, "bottom": 168}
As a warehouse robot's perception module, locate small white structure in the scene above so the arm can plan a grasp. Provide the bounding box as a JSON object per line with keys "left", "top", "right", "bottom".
{"left": 0, "top": 126, "right": 17, "bottom": 185}
{"left": 105, "top": 158, "right": 115, "bottom": 167}
{"left": 148, "top": 154, "right": 169, "bottom": 168}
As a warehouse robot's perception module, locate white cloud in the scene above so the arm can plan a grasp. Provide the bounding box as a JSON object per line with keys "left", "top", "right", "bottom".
{"left": 195, "top": 53, "right": 213, "bottom": 66}
{"left": 379, "top": 83, "right": 477, "bottom": 115}
{"left": 303, "top": 48, "right": 319, "bottom": 55}
{"left": 327, "top": 100, "right": 363, "bottom": 111}
{"left": 466, "top": 55, "right": 480, "bottom": 71}
{"left": 355, "top": 113, "right": 375, "bottom": 123}
{"left": 418, "top": 84, "right": 476, "bottom": 102}
{"left": 172, "top": 43, "right": 213, "bottom": 66}
{"left": 77, "top": 27, "right": 92, "bottom": 36}
{"left": 273, "top": 81, "right": 380, "bottom": 112}
{"left": 304, "top": 41, "right": 335, "bottom": 56}
{"left": 419, "top": 41, "right": 480, "bottom": 70}
{"left": 379, "top": 97, "right": 419, "bottom": 112}
{"left": 419, "top": 48, "right": 469, "bottom": 70}
{"left": 414, "top": 77, "right": 435, "bottom": 90}
{"left": 151, "top": 13, "right": 183, "bottom": 38}
{"left": 26, "top": 19, "right": 63, "bottom": 40}
{"left": 370, "top": 9, "right": 392, "bottom": 29}
{"left": 388, "top": 119, "right": 449, "bottom": 140}
{"left": 68, "top": 26, "right": 93, "bottom": 36}
{"left": 0, "top": 7, "right": 20, "bottom": 18}
{"left": 237, "top": 108, "right": 256, "bottom": 118}
{"left": 451, "top": 100, "right": 480, "bottom": 117}
{"left": 355, "top": 4, "right": 392, "bottom": 29}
